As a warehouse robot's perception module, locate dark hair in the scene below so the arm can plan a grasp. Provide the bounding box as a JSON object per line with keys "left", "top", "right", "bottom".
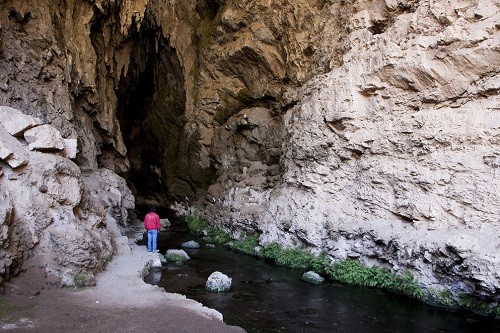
{"left": 149, "top": 207, "right": 156, "bottom": 212}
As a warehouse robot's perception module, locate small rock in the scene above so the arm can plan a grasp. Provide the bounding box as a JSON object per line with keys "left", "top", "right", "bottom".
{"left": 181, "top": 240, "right": 200, "bottom": 249}
{"left": 164, "top": 249, "right": 190, "bottom": 263}
{"left": 301, "top": 271, "right": 324, "bottom": 285}
{"left": 206, "top": 244, "right": 216, "bottom": 249}
{"left": 151, "top": 257, "right": 162, "bottom": 268}
{"left": 206, "top": 271, "right": 232, "bottom": 292}
{"left": 160, "top": 218, "right": 171, "bottom": 230}
{"left": 347, "top": 252, "right": 361, "bottom": 259}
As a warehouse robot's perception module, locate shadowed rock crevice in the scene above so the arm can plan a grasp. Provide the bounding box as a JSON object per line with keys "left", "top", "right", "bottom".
{"left": 112, "top": 13, "right": 187, "bottom": 206}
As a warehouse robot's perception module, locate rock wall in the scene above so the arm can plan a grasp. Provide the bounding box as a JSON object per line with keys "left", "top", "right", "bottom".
{"left": 195, "top": 0, "right": 500, "bottom": 302}
{"left": 0, "top": 0, "right": 498, "bottom": 303}
{"left": 0, "top": 0, "right": 137, "bottom": 292}
{"left": 0, "top": 107, "right": 134, "bottom": 292}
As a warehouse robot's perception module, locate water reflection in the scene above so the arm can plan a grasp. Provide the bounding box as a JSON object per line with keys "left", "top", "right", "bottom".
{"left": 144, "top": 224, "right": 500, "bottom": 333}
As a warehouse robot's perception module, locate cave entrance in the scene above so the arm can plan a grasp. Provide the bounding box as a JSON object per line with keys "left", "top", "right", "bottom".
{"left": 115, "top": 15, "right": 186, "bottom": 208}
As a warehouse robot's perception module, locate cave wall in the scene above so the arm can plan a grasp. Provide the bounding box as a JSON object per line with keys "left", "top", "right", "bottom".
{"left": 0, "top": 0, "right": 141, "bottom": 291}
{"left": 0, "top": 0, "right": 499, "bottom": 302}
{"left": 190, "top": 0, "right": 500, "bottom": 302}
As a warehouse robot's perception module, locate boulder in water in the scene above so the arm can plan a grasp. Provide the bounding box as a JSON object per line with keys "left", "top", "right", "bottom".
{"left": 181, "top": 240, "right": 200, "bottom": 249}
{"left": 206, "top": 271, "right": 232, "bottom": 292}
{"left": 160, "top": 218, "right": 170, "bottom": 231}
{"left": 165, "top": 249, "right": 190, "bottom": 263}
{"left": 301, "top": 271, "right": 324, "bottom": 285}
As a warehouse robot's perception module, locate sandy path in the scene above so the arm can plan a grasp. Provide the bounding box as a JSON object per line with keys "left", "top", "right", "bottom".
{"left": 0, "top": 223, "right": 245, "bottom": 332}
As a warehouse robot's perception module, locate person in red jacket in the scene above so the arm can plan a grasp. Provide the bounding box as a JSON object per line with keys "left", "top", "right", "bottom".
{"left": 144, "top": 207, "right": 161, "bottom": 252}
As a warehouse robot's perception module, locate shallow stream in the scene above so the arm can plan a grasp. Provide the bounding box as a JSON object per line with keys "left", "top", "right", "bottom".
{"left": 144, "top": 222, "right": 500, "bottom": 332}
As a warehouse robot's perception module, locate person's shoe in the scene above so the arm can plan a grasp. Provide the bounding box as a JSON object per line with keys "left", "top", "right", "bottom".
{"left": 154, "top": 249, "right": 159, "bottom": 253}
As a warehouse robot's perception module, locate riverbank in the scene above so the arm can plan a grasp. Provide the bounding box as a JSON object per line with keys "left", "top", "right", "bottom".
{"left": 0, "top": 221, "right": 245, "bottom": 332}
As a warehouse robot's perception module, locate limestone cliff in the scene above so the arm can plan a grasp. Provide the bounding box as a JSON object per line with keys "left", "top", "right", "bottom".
{"left": 0, "top": 0, "right": 498, "bottom": 306}
{"left": 197, "top": 0, "right": 500, "bottom": 303}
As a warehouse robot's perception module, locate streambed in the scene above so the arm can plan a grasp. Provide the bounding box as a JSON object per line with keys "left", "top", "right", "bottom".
{"left": 144, "top": 223, "right": 500, "bottom": 332}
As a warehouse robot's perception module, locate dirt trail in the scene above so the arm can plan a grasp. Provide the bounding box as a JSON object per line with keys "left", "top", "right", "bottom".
{"left": 0, "top": 223, "right": 245, "bottom": 332}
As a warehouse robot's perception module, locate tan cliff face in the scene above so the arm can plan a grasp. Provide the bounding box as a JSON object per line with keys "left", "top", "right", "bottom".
{"left": 0, "top": 0, "right": 499, "bottom": 303}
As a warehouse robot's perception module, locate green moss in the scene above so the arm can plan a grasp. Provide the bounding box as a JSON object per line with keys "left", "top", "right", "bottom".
{"left": 205, "top": 227, "right": 232, "bottom": 244}
{"left": 165, "top": 254, "right": 188, "bottom": 263}
{"left": 260, "top": 242, "right": 328, "bottom": 270}
{"left": 183, "top": 214, "right": 231, "bottom": 245}
{"left": 183, "top": 214, "right": 208, "bottom": 233}
{"left": 0, "top": 299, "right": 36, "bottom": 323}
{"left": 428, "top": 288, "right": 454, "bottom": 307}
{"left": 98, "top": 251, "right": 112, "bottom": 269}
{"left": 326, "top": 259, "right": 424, "bottom": 300}
{"left": 36, "top": 97, "right": 46, "bottom": 107}
{"left": 231, "top": 235, "right": 260, "bottom": 255}
{"left": 73, "top": 272, "right": 94, "bottom": 287}
{"left": 458, "top": 295, "right": 500, "bottom": 318}
{"left": 258, "top": 243, "right": 423, "bottom": 301}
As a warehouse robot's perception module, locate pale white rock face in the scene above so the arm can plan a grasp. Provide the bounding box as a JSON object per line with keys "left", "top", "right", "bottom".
{"left": 0, "top": 107, "right": 134, "bottom": 292}
{"left": 0, "top": 106, "right": 42, "bottom": 137}
{"left": 0, "top": 123, "right": 29, "bottom": 169}
{"left": 61, "top": 138, "right": 78, "bottom": 159}
{"left": 81, "top": 168, "right": 135, "bottom": 227}
{"left": 24, "top": 124, "right": 66, "bottom": 151}
{"left": 0, "top": 0, "right": 498, "bottom": 303}
{"left": 201, "top": 0, "right": 500, "bottom": 300}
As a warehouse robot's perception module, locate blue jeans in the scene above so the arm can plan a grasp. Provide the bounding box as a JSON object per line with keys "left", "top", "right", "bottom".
{"left": 147, "top": 230, "right": 158, "bottom": 252}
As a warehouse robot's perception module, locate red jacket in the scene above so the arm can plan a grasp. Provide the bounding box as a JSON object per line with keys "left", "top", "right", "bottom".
{"left": 144, "top": 212, "right": 160, "bottom": 231}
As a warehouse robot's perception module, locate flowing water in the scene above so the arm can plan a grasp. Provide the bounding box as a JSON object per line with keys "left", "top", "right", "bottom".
{"left": 144, "top": 222, "right": 500, "bottom": 333}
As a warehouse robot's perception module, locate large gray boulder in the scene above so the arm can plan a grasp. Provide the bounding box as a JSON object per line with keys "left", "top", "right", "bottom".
{"left": 81, "top": 168, "right": 135, "bottom": 227}
{"left": 160, "top": 218, "right": 171, "bottom": 231}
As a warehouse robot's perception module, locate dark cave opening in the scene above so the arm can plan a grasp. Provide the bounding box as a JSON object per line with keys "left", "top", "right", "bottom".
{"left": 114, "top": 14, "right": 187, "bottom": 207}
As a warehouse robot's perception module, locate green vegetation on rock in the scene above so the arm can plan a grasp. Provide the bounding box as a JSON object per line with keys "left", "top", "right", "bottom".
{"left": 260, "top": 242, "right": 330, "bottom": 271}
{"left": 182, "top": 213, "right": 499, "bottom": 318}
{"left": 230, "top": 235, "right": 260, "bottom": 255}
{"left": 73, "top": 272, "right": 95, "bottom": 288}
{"left": 326, "top": 259, "right": 424, "bottom": 301}
{"left": 458, "top": 294, "right": 500, "bottom": 318}
{"left": 165, "top": 253, "right": 188, "bottom": 263}
{"left": 183, "top": 213, "right": 231, "bottom": 244}
{"left": 428, "top": 287, "right": 454, "bottom": 307}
